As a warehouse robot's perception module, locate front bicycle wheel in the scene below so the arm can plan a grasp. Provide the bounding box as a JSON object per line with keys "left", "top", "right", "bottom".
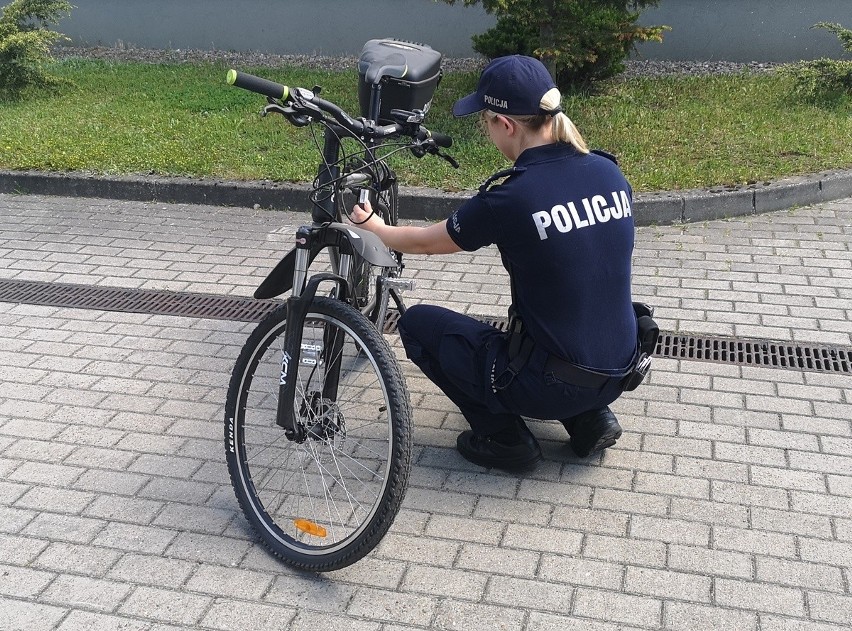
{"left": 225, "top": 296, "right": 411, "bottom": 571}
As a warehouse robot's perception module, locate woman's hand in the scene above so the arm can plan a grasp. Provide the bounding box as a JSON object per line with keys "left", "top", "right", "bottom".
{"left": 349, "top": 200, "right": 461, "bottom": 255}
{"left": 349, "top": 200, "right": 386, "bottom": 232}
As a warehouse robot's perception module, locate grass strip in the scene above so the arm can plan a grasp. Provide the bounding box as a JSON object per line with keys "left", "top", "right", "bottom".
{"left": 1, "top": 59, "right": 851, "bottom": 193}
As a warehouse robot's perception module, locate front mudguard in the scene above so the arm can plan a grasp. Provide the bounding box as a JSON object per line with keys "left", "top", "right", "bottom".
{"left": 253, "top": 245, "right": 318, "bottom": 300}
{"left": 253, "top": 222, "right": 397, "bottom": 300}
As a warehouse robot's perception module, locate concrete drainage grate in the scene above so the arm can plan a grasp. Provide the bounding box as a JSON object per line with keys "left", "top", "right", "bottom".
{"left": 0, "top": 279, "right": 280, "bottom": 323}
{"left": 656, "top": 332, "right": 851, "bottom": 374}
{"left": 381, "top": 308, "right": 401, "bottom": 335}
{"left": 1, "top": 279, "right": 850, "bottom": 375}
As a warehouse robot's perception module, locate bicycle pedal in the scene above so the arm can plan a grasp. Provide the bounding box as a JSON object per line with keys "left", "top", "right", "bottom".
{"left": 300, "top": 343, "right": 323, "bottom": 367}
{"left": 381, "top": 278, "right": 415, "bottom": 292}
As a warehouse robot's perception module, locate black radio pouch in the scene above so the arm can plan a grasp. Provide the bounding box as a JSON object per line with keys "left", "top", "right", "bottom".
{"left": 621, "top": 302, "right": 660, "bottom": 392}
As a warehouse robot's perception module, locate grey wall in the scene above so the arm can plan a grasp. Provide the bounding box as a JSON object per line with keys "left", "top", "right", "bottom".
{"left": 58, "top": 0, "right": 495, "bottom": 58}
{"left": 637, "top": 0, "right": 852, "bottom": 62}
{"left": 57, "top": 1, "right": 852, "bottom": 62}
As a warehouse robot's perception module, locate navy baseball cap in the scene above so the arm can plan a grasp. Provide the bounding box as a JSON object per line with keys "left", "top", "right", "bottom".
{"left": 452, "top": 55, "right": 557, "bottom": 117}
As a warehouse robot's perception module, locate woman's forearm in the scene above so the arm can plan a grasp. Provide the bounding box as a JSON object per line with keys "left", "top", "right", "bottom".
{"left": 372, "top": 220, "right": 461, "bottom": 255}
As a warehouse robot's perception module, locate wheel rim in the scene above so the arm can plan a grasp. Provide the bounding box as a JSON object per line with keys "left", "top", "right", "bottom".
{"left": 233, "top": 311, "right": 395, "bottom": 556}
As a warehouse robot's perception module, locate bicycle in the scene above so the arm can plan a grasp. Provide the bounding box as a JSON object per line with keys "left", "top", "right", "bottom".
{"left": 223, "top": 40, "right": 456, "bottom": 571}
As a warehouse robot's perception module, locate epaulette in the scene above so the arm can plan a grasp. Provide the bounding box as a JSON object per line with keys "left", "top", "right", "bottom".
{"left": 478, "top": 166, "right": 526, "bottom": 194}
{"left": 591, "top": 149, "right": 619, "bottom": 165}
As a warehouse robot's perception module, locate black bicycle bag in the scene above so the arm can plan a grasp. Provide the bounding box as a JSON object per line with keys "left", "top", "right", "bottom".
{"left": 357, "top": 39, "right": 443, "bottom": 122}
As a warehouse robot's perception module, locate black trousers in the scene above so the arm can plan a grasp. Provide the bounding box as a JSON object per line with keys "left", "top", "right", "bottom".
{"left": 398, "top": 304, "right": 626, "bottom": 437}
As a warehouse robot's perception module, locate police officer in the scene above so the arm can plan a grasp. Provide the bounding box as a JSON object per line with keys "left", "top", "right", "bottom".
{"left": 350, "top": 55, "right": 637, "bottom": 471}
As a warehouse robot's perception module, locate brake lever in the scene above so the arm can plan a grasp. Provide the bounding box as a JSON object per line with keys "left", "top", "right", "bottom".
{"left": 262, "top": 102, "right": 311, "bottom": 127}
{"left": 430, "top": 147, "right": 459, "bottom": 169}
{"left": 410, "top": 139, "right": 459, "bottom": 168}
{"left": 262, "top": 103, "right": 288, "bottom": 117}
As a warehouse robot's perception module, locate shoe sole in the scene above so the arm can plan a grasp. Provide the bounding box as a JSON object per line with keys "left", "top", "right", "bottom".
{"left": 456, "top": 430, "right": 543, "bottom": 472}
{"left": 572, "top": 427, "right": 622, "bottom": 458}
{"left": 462, "top": 453, "right": 542, "bottom": 471}
{"left": 456, "top": 443, "right": 542, "bottom": 471}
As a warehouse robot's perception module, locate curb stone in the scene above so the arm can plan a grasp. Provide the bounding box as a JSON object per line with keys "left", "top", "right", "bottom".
{"left": 2, "top": 167, "right": 852, "bottom": 225}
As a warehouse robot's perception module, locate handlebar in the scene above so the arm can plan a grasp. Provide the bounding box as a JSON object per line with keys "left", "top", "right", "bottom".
{"left": 227, "top": 69, "right": 453, "bottom": 150}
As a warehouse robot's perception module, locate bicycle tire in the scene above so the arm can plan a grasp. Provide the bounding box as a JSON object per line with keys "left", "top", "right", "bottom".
{"left": 225, "top": 296, "right": 412, "bottom": 571}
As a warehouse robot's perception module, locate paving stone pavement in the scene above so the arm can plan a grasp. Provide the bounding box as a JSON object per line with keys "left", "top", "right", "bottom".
{"left": 0, "top": 191, "right": 850, "bottom": 631}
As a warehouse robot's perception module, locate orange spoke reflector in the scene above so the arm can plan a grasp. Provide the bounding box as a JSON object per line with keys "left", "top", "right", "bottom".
{"left": 293, "top": 518, "right": 327, "bottom": 538}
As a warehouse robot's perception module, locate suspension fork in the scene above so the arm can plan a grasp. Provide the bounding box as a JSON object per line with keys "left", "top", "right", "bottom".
{"left": 321, "top": 252, "right": 350, "bottom": 404}
{"left": 275, "top": 227, "right": 350, "bottom": 441}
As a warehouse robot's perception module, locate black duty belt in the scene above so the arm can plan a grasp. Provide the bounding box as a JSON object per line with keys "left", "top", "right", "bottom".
{"left": 493, "top": 316, "right": 633, "bottom": 392}
{"left": 494, "top": 304, "right": 658, "bottom": 393}
{"left": 493, "top": 321, "right": 628, "bottom": 392}
{"left": 543, "top": 354, "right": 626, "bottom": 389}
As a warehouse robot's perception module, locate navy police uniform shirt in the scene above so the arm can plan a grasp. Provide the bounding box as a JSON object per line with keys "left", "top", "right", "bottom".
{"left": 446, "top": 142, "right": 637, "bottom": 372}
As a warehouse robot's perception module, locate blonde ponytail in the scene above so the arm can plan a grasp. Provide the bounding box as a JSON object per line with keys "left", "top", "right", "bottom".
{"left": 501, "top": 88, "right": 589, "bottom": 154}
{"left": 540, "top": 88, "right": 589, "bottom": 154}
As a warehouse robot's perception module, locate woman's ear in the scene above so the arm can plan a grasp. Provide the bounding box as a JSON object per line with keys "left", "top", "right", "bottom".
{"left": 496, "top": 114, "right": 516, "bottom": 136}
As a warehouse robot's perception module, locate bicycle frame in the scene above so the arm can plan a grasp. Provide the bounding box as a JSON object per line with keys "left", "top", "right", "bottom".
{"left": 225, "top": 48, "right": 449, "bottom": 570}
{"left": 241, "top": 80, "right": 423, "bottom": 443}
{"left": 252, "top": 123, "right": 390, "bottom": 301}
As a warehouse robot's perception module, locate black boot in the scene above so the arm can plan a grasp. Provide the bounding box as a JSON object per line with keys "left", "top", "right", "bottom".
{"left": 456, "top": 424, "right": 542, "bottom": 471}
{"left": 561, "top": 406, "right": 622, "bottom": 458}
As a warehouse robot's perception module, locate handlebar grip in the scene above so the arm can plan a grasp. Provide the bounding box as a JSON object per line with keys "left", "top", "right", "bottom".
{"left": 227, "top": 69, "right": 289, "bottom": 100}
{"left": 428, "top": 131, "right": 453, "bottom": 149}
